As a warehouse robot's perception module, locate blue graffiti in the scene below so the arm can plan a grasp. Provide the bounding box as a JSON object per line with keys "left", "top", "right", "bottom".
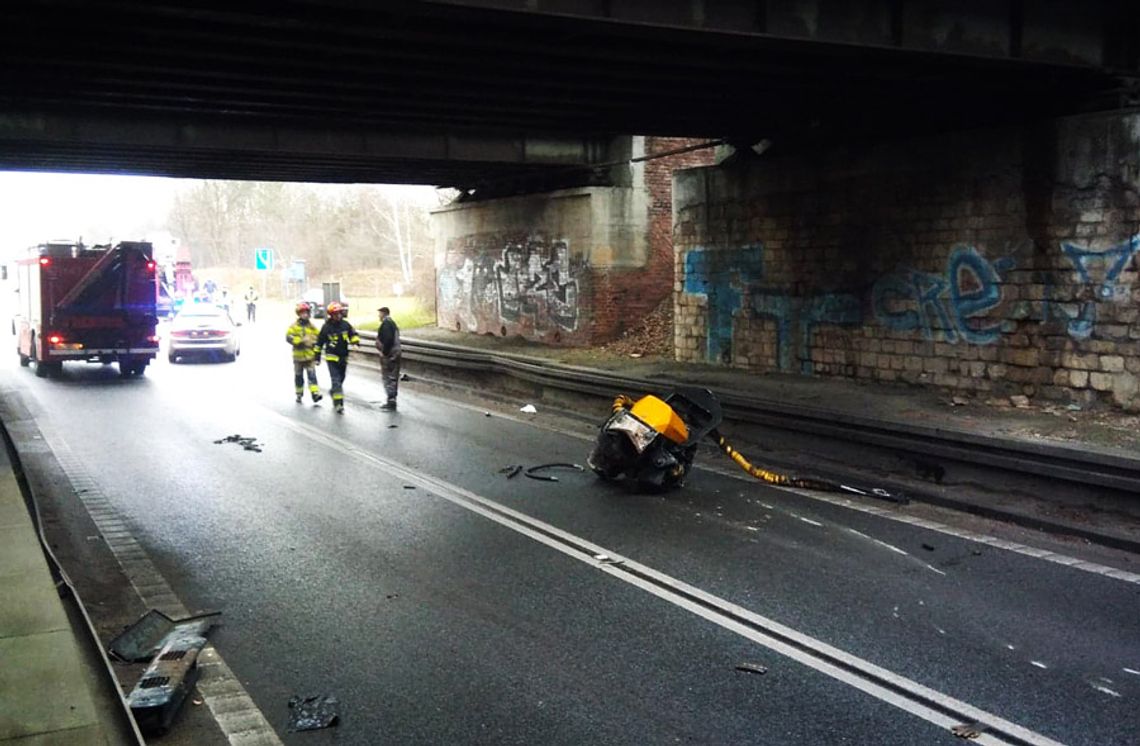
{"left": 1057, "top": 235, "right": 1140, "bottom": 339}
{"left": 683, "top": 245, "right": 764, "bottom": 362}
{"left": 752, "top": 292, "right": 862, "bottom": 373}
{"left": 871, "top": 246, "right": 1013, "bottom": 344}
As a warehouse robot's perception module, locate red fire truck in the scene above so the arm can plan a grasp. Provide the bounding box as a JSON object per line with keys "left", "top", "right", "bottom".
{"left": 13, "top": 240, "right": 161, "bottom": 377}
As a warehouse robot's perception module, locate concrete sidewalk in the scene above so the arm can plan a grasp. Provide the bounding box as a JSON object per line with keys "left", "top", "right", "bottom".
{"left": 0, "top": 439, "right": 131, "bottom": 745}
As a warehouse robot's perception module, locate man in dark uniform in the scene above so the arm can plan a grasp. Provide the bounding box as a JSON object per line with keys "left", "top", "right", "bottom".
{"left": 376, "top": 306, "right": 401, "bottom": 410}
{"left": 316, "top": 301, "right": 359, "bottom": 414}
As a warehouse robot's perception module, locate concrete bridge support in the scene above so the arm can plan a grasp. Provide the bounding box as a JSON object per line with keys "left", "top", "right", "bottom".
{"left": 433, "top": 137, "right": 713, "bottom": 345}
{"left": 674, "top": 111, "right": 1140, "bottom": 410}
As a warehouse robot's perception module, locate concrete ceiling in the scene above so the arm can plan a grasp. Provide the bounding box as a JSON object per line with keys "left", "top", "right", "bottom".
{"left": 0, "top": 0, "right": 1134, "bottom": 187}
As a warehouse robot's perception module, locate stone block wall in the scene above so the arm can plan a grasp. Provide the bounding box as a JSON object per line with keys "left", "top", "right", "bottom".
{"left": 674, "top": 112, "right": 1140, "bottom": 409}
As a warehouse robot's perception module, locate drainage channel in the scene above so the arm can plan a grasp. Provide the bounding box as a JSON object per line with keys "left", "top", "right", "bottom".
{"left": 275, "top": 410, "right": 1068, "bottom": 746}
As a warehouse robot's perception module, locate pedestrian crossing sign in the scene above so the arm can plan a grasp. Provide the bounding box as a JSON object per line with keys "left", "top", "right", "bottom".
{"left": 255, "top": 248, "right": 275, "bottom": 271}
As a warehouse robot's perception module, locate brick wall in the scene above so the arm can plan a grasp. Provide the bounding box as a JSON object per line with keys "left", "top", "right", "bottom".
{"left": 675, "top": 112, "right": 1140, "bottom": 410}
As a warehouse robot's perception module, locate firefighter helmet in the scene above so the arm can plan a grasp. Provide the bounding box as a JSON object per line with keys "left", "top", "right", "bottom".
{"left": 295, "top": 301, "right": 311, "bottom": 315}
{"left": 326, "top": 301, "right": 345, "bottom": 318}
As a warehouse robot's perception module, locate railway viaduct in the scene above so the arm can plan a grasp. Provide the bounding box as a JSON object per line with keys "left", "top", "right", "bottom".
{"left": 2, "top": 0, "right": 1139, "bottom": 407}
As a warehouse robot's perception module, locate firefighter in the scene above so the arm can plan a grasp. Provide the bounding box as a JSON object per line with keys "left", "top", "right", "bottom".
{"left": 316, "top": 301, "right": 359, "bottom": 414}
{"left": 286, "top": 302, "right": 323, "bottom": 404}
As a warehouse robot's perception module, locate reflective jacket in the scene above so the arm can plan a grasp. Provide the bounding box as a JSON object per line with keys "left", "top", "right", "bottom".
{"left": 286, "top": 318, "right": 320, "bottom": 361}
{"left": 316, "top": 319, "right": 360, "bottom": 362}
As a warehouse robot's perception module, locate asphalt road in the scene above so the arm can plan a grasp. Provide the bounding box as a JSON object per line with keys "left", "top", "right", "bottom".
{"left": 4, "top": 319, "right": 1139, "bottom": 745}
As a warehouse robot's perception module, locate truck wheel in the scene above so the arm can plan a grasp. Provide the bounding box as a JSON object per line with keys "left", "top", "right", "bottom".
{"left": 18, "top": 351, "right": 30, "bottom": 367}
{"left": 32, "top": 342, "right": 49, "bottom": 378}
{"left": 168, "top": 352, "right": 178, "bottom": 364}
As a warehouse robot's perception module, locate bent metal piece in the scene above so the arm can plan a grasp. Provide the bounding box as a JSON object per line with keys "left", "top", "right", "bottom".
{"left": 525, "top": 463, "right": 585, "bottom": 482}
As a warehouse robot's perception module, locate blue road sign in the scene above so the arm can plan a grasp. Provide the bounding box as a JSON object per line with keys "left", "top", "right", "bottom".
{"left": 255, "top": 247, "right": 275, "bottom": 271}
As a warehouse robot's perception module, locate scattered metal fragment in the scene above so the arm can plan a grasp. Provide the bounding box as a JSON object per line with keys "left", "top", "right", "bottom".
{"left": 287, "top": 694, "right": 341, "bottom": 732}
{"left": 498, "top": 465, "right": 524, "bottom": 479}
{"left": 387, "top": 424, "right": 399, "bottom": 429}
{"left": 127, "top": 630, "right": 209, "bottom": 734}
{"left": 403, "top": 485, "right": 415, "bottom": 490}
{"left": 213, "top": 434, "right": 262, "bottom": 452}
{"left": 519, "top": 404, "right": 537, "bottom": 414}
{"left": 593, "top": 554, "right": 624, "bottom": 566}
{"left": 922, "top": 543, "right": 936, "bottom": 551}
{"left": 524, "top": 463, "right": 585, "bottom": 482}
{"left": 400, "top": 373, "right": 410, "bottom": 381}
{"left": 951, "top": 722, "right": 987, "bottom": 739}
{"left": 109, "top": 609, "right": 220, "bottom": 663}
{"left": 735, "top": 663, "right": 768, "bottom": 675}
{"left": 484, "top": 411, "right": 492, "bottom": 417}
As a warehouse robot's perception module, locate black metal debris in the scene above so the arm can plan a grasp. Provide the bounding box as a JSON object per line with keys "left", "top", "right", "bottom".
{"left": 498, "top": 465, "right": 523, "bottom": 479}
{"left": 524, "top": 463, "right": 585, "bottom": 482}
{"left": 735, "top": 663, "right": 768, "bottom": 675}
{"left": 287, "top": 694, "right": 341, "bottom": 732}
{"left": 213, "top": 434, "right": 262, "bottom": 452}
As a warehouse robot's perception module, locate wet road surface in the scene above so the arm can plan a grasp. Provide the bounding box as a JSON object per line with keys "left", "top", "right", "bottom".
{"left": 4, "top": 321, "right": 1139, "bottom": 745}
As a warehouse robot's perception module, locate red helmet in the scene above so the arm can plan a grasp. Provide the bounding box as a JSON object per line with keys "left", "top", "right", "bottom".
{"left": 326, "top": 301, "right": 345, "bottom": 318}
{"left": 295, "top": 301, "right": 311, "bottom": 315}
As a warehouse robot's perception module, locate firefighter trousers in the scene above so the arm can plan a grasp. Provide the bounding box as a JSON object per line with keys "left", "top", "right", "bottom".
{"left": 327, "top": 359, "right": 348, "bottom": 407}
{"left": 293, "top": 360, "right": 320, "bottom": 400}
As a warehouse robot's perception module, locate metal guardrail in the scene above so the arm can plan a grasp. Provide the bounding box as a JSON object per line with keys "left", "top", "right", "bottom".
{"left": 356, "top": 332, "right": 1140, "bottom": 496}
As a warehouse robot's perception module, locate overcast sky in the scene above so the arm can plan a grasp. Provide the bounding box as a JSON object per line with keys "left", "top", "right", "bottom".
{"left": 0, "top": 171, "right": 439, "bottom": 262}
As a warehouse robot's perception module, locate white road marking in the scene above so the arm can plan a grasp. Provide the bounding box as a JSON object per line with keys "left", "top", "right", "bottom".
{"left": 1090, "top": 683, "right": 1121, "bottom": 698}
{"left": 798, "top": 516, "right": 823, "bottom": 527}
{"left": 275, "top": 411, "right": 1068, "bottom": 746}
{"left": 873, "top": 538, "right": 910, "bottom": 556}
{"left": 925, "top": 564, "right": 947, "bottom": 576}
{"left": 38, "top": 424, "right": 283, "bottom": 746}
{"left": 1031, "top": 661, "right": 1049, "bottom": 669}
{"left": 1124, "top": 668, "right": 1140, "bottom": 676}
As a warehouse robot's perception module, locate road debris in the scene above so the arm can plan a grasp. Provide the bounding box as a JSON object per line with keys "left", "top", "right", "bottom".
{"left": 735, "top": 662, "right": 768, "bottom": 675}
{"left": 922, "top": 543, "right": 936, "bottom": 551}
{"left": 287, "top": 694, "right": 341, "bottom": 732}
{"left": 519, "top": 404, "right": 538, "bottom": 414}
{"left": 525, "top": 463, "right": 585, "bottom": 482}
{"left": 127, "top": 629, "right": 209, "bottom": 734}
{"left": 1009, "top": 395, "right": 1031, "bottom": 409}
{"left": 403, "top": 485, "right": 415, "bottom": 490}
{"left": 484, "top": 411, "right": 492, "bottom": 417}
{"left": 593, "top": 553, "right": 624, "bottom": 566}
{"left": 213, "top": 434, "right": 262, "bottom": 452}
{"left": 109, "top": 609, "right": 220, "bottom": 663}
{"left": 387, "top": 424, "right": 399, "bottom": 429}
{"left": 498, "top": 465, "right": 524, "bottom": 479}
{"left": 400, "top": 373, "right": 410, "bottom": 381}
{"left": 951, "top": 722, "right": 987, "bottom": 739}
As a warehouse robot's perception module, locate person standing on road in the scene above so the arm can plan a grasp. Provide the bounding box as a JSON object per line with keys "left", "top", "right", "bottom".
{"left": 376, "top": 306, "right": 401, "bottom": 410}
{"left": 316, "top": 302, "right": 359, "bottom": 414}
{"left": 243, "top": 285, "right": 259, "bottom": 323}
{"left": 286, "top": 302, "right": 323, "bottom": 404}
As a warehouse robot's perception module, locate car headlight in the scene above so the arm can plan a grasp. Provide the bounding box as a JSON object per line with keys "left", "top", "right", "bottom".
{"left": 605, "top": 409, "right": 659, "bottom": 453}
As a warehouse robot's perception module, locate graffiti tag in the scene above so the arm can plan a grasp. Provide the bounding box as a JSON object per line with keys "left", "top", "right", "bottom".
{"left": 871, "top": 246, "right": 1014, "bottom": 345}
